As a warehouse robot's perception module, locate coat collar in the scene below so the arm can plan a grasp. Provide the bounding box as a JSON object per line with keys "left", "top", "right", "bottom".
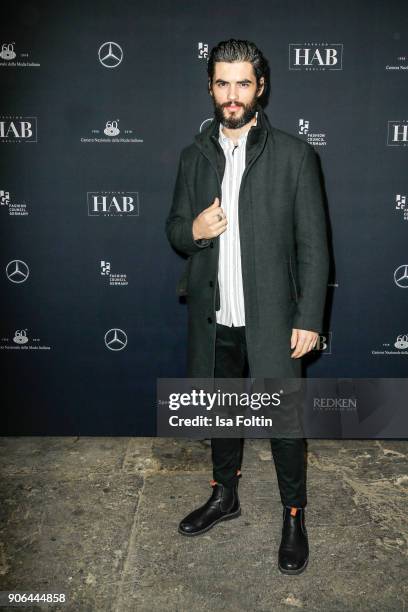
{"left": 193, "top": 105, "right": 273, "bottom": 184}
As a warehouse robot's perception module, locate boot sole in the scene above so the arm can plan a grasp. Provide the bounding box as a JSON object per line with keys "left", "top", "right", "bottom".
{"left": 178, "top": 507, "right": 241, "bottom": 537}
{"left": 278, "top": 555, "right": 309, "bottom": 575}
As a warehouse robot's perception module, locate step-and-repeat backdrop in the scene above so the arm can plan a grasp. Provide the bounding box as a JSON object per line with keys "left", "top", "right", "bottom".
{"left": 1, "top": 1, "right": 407, "bottom": 434}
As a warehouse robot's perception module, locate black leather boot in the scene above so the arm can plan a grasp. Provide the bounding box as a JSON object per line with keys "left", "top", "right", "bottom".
{"left": 178, "top": 481, "right": 241, "bottom": 536}
{"left": 278, "top": 505, "right": 309, "bottom": 574}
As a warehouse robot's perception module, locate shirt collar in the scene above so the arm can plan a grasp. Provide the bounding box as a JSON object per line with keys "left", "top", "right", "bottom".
{"left": 219, "top": 110, "right": 258, "bottom": 146}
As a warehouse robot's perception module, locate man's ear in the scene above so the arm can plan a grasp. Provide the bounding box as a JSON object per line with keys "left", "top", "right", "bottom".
{"left": 208, "top": 79, "right": 213, "bottom": 96}
{"left": 257, "top": 76, "right": 265, "bottom": 97}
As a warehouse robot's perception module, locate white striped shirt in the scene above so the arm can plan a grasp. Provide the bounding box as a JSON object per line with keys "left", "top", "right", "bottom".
{"left": 216, "top": 111, "right": 258, "bottom": 327}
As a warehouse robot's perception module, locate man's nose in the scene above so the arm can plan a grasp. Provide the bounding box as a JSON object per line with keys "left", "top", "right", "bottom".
{"left": 227, "top": 86, "right": 238, "bottom": 100}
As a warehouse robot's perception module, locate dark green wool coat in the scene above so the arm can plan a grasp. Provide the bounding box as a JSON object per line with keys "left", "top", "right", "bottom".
{"left": 166, "top": 106, "right": 330, "bottom": 381}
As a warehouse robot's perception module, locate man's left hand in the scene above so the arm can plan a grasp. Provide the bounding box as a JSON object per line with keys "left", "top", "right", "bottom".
{"left": 290, "top": 328, "right": 319, "bottom": 358}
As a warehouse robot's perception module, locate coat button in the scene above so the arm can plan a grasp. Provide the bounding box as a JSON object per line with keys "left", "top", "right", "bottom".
{"left": 209, "top": 280, "right": 214, "bottom": 287}
{"left": 207, "top": 317, "right": 213, "bottom": 324}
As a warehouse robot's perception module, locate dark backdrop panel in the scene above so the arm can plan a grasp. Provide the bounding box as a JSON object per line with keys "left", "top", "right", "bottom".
{"left": 1, "top": 0, "right": 407, "bottom": 434}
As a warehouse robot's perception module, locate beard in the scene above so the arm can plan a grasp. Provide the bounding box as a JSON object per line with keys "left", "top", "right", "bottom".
{"left": 212, "top": 94, "right": 259, "bottom": 129}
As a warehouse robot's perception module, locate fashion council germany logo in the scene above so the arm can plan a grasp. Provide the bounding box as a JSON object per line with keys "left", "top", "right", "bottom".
{"left": 0, "top": 189, "right": 29, "bottom": 216}
{"left": 395, "top": 194, "right": 407, "bottom": 220}
{"left": 198, "top": 43, "right": 209, "bottom": 59}
{"left": 298, "top": 118, "right": 327, "bottom": 146}
{"left": 100, "top": 260, "right": 128, "bottom": 286}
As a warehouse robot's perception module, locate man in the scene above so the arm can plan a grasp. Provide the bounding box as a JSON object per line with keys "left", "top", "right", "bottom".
{"left": 165, "top": 39, "right": 329, "bottom": 575}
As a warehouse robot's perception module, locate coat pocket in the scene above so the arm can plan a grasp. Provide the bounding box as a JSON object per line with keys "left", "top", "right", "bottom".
{"left": 215, "top": 279, "right": 220, "bottom": 311}
{"left": 176, "top": 257, "right": 191, "bottom": 297}
{"left": 288, "top": 256, "right": 299, "bottom": 303}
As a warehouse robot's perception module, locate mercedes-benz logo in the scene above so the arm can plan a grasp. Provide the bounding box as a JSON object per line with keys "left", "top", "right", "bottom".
{"left": 6, "top": 259, "right": 29, "bottom": 283}
{"left": 104, "top": 328, "right": 127, "bottom": 351}
{"left": 394, "top": 264, "right": 408, "bottom": 288}
{"left": 98, "top": 42, "right": 123, "bottom": 68}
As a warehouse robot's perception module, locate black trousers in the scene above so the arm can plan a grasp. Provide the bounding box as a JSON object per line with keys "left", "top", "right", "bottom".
{"left": 211, "top": 323, "right": 307, "bottom": 508}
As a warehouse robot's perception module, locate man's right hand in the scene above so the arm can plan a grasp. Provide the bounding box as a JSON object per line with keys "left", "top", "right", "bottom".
{"left": 192, "top": 197, "right": 228, "bottom": 240}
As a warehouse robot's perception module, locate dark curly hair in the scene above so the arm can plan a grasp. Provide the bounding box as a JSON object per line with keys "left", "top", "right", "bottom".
{"left": 207, "top": 38, "right": 270, "bottom": 105}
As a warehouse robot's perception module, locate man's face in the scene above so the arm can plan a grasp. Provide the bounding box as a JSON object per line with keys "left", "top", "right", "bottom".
{"left": 209, "top": 61, "right": 264, "bottom": 129}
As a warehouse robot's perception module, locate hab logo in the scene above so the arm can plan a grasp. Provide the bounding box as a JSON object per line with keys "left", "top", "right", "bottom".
{"left": 104, "top": 328, "right": 127, "bottom": 351}
{"left": 394, "top": 334, "right": 408, "bottom": 350}
{"left": 394, "top": 264, "right": 408, "bottom": 288}
{"left": 87, "top": 191, "right": 140, "bottom": 216}
{"left": 314, "top": 332, "right": 332, "bottom": 355}
{"left": 289, "top": 43, "right": 343, "bottom": 70}
{"left": 0, "top": 117, "right": 37, "bottom": 142}
{"left": 98, "top": 41, "right": 123, "bottom": 68}
{"left": 387, "top": 121, "right": 408, "bottom": 146}
{"left": 198, "top": 42, "right": 208, "bottom": 59}
{"left": 13, "top": 329, "right": 28, "bottom": 345}
{"left": 1, "top": 43, "right": 16, "bottom": 60}
{"left": 395, "top": 194, "right": 407, "bottom": 221}
{"left": 104, "top": 120, "right": 120, "bottom": 136}
{"left": 6, "top": 259, "right": 29, "bottom": 283}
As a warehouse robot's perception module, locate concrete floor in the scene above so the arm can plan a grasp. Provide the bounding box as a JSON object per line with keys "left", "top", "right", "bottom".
{"left": 0, "top": 437, "right": 407, "bottom": 611}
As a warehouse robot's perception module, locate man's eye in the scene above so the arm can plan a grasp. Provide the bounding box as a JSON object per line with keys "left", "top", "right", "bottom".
{"left": 217, "top": 82, "right": 250, "bottom": 87}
